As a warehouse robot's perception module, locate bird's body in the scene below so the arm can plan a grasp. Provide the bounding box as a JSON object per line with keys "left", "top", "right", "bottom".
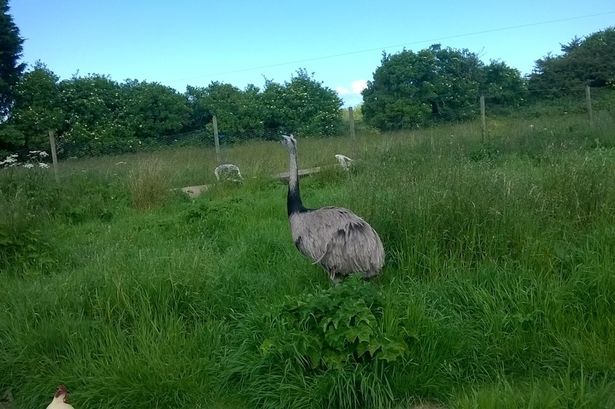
{"left": 46, "top": 385, "right": 74, "bottom": 409}
{"left": 282, "top": 134, "right": 384, "bottom": 281}
{"left": 290, "top": 207, "right": 384, "bottom": 281}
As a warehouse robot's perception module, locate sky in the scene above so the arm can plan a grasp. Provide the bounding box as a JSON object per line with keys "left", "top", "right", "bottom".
{"left": 10, "top": 1, "right": 615, "bottom": 107}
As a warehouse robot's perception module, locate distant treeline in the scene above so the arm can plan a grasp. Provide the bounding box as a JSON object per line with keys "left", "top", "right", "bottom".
{"left": 362, "top": 28, "right": 615, "bottom": 130}
{"left": 0, "top": 67, "right": 344, "bottom": 157}
{"left": 0, "top": 0, "right": 613, "bottom": 158}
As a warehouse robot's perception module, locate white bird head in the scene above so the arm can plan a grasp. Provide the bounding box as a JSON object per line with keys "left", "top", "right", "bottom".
{"left": 280, "top": 134, "right": 297, "bottom": 150}
{"left": 54, "top": 385, "right": 68, "bottom": 400}
{"left": 48, "top": 384, "right": 73, "bottom": 408}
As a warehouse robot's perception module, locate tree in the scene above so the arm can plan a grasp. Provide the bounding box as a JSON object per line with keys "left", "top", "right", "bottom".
{"left": 0, "top": 0, "right": 25, "bottom": 117}
{"left": 481, "top": 60, "right": 527, "bottom": 107}
{"left": 362, "top": 45, "right": 528, "bottom": 130}
{"left": 1, "top": 66, "right": 344, "bottom": 156}
{"left": 284, "top": 69, "right": 343, "bottom": 136}
{"left": 123, "top": 80, "right": 190, "bottom": 141}
{"left": 59, "top": 74, "right": 130, "bottom": 155}
{"left": 58, "top": 76, "right": 191, "bottom": 155}
{"left": 10, "top": 62, "right": 64, "bottom": 150}
{"left": 186, "top": 85, "right": 213, "bottom": 130}
{"left": 187, "top": 82, "right": 264, "bottom": 141}
{"left": 362, "top": 45, "right": 484, "bottom": 130}
{"left": 528, "top": 27, "right": 615, "bottom": 97}
{"left": 262, "top": 69, "right": 342, "bottom": 137}
{"left": 187, "top": 71, "right": 342, "bottom": 140}
{"left": 261, "top": 80, "right": 290, "bottom": 137}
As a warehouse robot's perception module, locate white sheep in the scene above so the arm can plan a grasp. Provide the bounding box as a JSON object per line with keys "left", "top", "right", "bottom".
{"left": 214, "top": 163, "right": 243, "bottom": 182}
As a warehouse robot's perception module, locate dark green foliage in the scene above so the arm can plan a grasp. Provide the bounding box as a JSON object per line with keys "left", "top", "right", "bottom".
{"left": 186, "top": 70, "right": 343, "bottom": 141}
{"left": 2, "top": 66, "right": 341, "bottom": 157}
{"left": 59, "top": 74, "right": 133, "bottom": 156}
{"left": 53, "top": 75, "right": 191, "bottom": 156}
{"left": 0, "top": 0, "right": 24, "bottom": 116}
{"left": 187, "top": 82, "right": 264, "bottom": 141}
{"left": 262, "top": 277, "right": 407, "bottom": 370}
{"left": 6, "top": 62, "right": 64, "bottom": 151}
{"left": 262, "top": 69, "right": 343, "bottom": 137}
{"left": 481, "top": 60, "right": 527, "bottom": 109}
{"left": 225, "top": 277, "right": 411, "bottom": 408}
{"left": 528, "top": 27, "right": 615, "bottom": 97}
{"left": 5, "top": 71, "right": 195, "bottom": 156}
{"left": 362, "top": 45, "right": 525, "bottom": 130}
{"left": 122, "top": 80, "right": 191, "bottom": 140}
{"left": 0, "top": 123, "right": 23, "bottom": 153}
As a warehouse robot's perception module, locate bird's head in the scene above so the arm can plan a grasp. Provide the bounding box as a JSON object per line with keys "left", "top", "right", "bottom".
{"left": 54, "top": 385, "right": 69, "bottom": 402}
{"left": 280, "top": 134, "right": 297, "bottom": 150}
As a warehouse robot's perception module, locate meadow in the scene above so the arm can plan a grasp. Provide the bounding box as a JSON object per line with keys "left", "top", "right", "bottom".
{"left": 1, "top": 109, "right": 615, "bottom": 408}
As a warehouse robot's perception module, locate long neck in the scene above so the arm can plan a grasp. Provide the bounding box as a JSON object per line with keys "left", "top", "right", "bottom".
{"left": 287, "top": 146, "right": 304, "bottom": 215}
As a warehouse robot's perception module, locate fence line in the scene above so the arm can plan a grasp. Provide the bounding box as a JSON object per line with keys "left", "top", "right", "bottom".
{"left": 0, "top": 84, "right": 604, "bottom": 175}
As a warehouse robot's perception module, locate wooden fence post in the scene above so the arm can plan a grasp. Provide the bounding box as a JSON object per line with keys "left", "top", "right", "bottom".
{"left": 48, "top": 130, "right": 59, "bottom": 183}
{"left": 585, "top": 85, "right": 594, "bottom": 128}
{"left": 348, "top": 107, "right": 356, "bottom": 139}
{"left": 212, "top": 115, "right": 221, "bottom": 164}
{"left": 480, "top": 95, "right": 486, "bottom": 142}
{"left": 348, "top": 106, "right": 356, "bottom": 155}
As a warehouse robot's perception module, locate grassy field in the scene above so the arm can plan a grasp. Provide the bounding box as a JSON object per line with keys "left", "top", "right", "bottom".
{"left": 1, "top": 111, "right": 615, "bottom": 408}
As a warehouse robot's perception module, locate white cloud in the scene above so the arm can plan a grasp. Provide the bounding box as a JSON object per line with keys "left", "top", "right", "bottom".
{"left": 336, "top": 79, "right": 367, "bottom": 96}
{"left": 335, "top": 86, "right": 351, "bottom": 95}
{"left": 351, "top": 79, "right": 367, "bottom": 94}
{"left": 335, "top": 79, "right": 368, "bottom": 107}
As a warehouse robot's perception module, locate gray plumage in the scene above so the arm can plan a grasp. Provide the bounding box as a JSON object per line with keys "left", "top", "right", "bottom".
{"left": 281, "top": 134, "right": 384, "bottom": 281}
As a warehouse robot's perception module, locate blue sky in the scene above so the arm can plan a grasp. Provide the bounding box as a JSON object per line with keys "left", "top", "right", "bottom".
{"left": 10, "top": 0, "right": 615, "bottom": 106}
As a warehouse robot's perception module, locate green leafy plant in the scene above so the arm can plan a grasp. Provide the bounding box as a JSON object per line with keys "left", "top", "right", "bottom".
{"left": 261, "top": 277, "right": 408, "bottom": 370}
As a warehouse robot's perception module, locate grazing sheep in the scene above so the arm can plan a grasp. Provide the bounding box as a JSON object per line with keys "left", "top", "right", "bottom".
{"left": 214, "top": 163, "right": 242, "bottom": 182}
{"left": 334, "top": 154, "right": 353, "bottom": 170}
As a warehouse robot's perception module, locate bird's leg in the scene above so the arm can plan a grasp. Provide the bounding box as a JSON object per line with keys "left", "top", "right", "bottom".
{"left": 329, "top": 272, "right": 342, "bottom": 284}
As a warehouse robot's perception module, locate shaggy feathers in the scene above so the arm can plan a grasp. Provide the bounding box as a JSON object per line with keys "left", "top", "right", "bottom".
{"left": 281, "top": 134, "right": 384, "bottom": 281}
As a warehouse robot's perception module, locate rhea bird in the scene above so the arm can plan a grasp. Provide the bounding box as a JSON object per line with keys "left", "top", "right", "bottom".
{"left": 281, "top": 134, "right": 384, "bottom": 281}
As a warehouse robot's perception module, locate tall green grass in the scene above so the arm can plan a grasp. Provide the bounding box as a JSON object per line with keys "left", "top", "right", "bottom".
{"left": 1, "top": 110, "right": 614, "bottom": 408}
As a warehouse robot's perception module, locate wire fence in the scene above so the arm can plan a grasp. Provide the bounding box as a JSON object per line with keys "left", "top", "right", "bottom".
{"left": 1, "top": 85, "right": 614, "bottom": 193}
